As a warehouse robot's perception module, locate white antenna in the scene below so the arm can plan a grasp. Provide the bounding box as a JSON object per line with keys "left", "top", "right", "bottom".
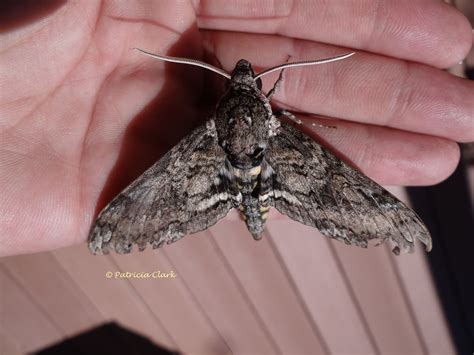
{"left": 134, "top": 48, "right": 231, "bottom": 80}
{"left": 254, "top": 52, "right": 355, "bottom": 79}
{"left": 134, "top": 48, "right": 355, "bottom": 82}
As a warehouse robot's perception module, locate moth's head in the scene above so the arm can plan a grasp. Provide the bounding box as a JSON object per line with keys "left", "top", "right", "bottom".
{"left": 230, "top": 59, "right": 262, "bottom": 90}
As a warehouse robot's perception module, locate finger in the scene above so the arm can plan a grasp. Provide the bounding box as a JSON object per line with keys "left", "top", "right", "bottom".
{"left": 203, "top": 31, "right": 474, "bottom": 143}
{"left": 197, "top": 0, "right": 472, "bottom": 68}
{"left": 294, "top": 116, "right": 460, "bottom": 186}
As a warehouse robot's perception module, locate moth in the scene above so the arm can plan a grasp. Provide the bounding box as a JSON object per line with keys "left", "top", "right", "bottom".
{"left": 88, "top": 48, "right": 432, "bottom": 255}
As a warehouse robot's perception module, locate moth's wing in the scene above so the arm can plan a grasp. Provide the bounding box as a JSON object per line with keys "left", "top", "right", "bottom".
{"left": 264, "top": 121, "right": 432, "bottom": 254}
{"left": 89, "top": 121, "right": 237, "bottom": 254}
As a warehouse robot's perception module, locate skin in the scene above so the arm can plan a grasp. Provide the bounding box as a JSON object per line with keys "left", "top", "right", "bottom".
{"left": 0, "top": 0, "right": 472, "bottom": 256}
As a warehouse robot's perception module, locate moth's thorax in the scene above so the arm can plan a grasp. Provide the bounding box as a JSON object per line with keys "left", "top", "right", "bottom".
{"left": 215, "top": 82, "right": 273, "bottom": 170}
{"left": 89, "top": 50, "right": 433, "bottom": 256}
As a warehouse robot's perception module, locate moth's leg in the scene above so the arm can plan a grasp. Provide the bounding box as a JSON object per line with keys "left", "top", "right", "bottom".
{"left": 266, "top": 69, "right": 285, "bottom": 100}
{"left": 274, "top": 109, "right": 302, "bottom": 124}
{"left": 275, "top": 110, "right": 337, "bottom": 129}
{"left": 310, "top": 122, "right": 337, "bottom": 129}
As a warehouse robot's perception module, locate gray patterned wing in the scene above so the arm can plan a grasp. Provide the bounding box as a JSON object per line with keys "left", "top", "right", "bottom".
{"left": 264, "top": 122, "right": 432, "bottom": 254}
{"left": 88, "top": 121, "right": 237, "bottom": 254}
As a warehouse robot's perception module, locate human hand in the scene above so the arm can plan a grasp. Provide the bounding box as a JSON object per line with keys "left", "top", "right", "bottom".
{"left": 1, "top": 1, "right": 472, "bottom": 256}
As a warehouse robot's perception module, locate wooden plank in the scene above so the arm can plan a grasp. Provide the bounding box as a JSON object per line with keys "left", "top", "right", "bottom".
{"left": 163, "top": 229, "right": 277, "bottom": 355}
{"left": 0, "top": 266, "right": 63, "bottom": 353}
{"left": 52, "top": 245, "right": 176, "bottom": 350}
{"left": 388, "top": 186, "right": 456, "bottom": 354}
{"left": 210, "top": 221, "right": 328, "bottom": 354}
{"left": 392, "top": 250, "right": 455, "bottom": 355}
{"left": 409, "top": 161, "right": 474, "bottom": 353}
{"left": 266, "top": 219, "right": 377, "bottom": 354}
{"left": 1, "top": 252, "right": 103, "bottom": 336}
{"left": 0, "top": 184, "right": 451, "bottom": 354}
{"left": 332, "top": 239, "right": 425, "bottom": 354}
{"left": 0, "top": 332, "right": 23, "bottom": 355}
{"left": 110, "top": 248, "right": 231, "bottom": 355}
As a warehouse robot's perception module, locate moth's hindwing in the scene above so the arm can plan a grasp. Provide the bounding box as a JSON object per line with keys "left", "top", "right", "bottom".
{"left": 263, "top": 122, "right": 432, "bottom": 254}
{"left": 88, "top": 121, "right": 236, "bottom": 254}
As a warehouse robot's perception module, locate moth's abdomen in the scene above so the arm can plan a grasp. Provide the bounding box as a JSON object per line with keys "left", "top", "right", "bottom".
{"left": 234, "top": 165, "right": 269, "bottom": 240}
{"left": 240, "top": 202, "right": 268, "bottom": 240}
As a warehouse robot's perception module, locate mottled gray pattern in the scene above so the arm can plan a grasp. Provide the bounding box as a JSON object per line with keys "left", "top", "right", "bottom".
{"left": 263, "top": 122, "right": 432, "bottom": 255}
{"left": 88, "top": 55, "right": 432, "bottom": 255}
{"left": 89, "top": 123, "right": 238, "bottom": 254}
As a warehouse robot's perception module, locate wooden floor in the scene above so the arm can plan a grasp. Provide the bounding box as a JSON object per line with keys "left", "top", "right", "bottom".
{"left": 0, "top": 187, "right": 455, "bottom": 354}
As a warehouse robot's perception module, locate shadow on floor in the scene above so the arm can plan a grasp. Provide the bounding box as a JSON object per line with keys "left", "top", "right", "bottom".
{"left": 34, "top": 322, "right": 180, "bottom": 355}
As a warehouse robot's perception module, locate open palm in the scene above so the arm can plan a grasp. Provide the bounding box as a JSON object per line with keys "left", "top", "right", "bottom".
{"left": 1, "top": 0, "right": 472, "bottom": 256}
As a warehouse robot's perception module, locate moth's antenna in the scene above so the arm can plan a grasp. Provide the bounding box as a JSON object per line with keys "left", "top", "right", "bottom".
{"left": 134, "top": 48, "right": 232, "bottom": 80}
{"left": 254, "top": 52, "right": 355, "bottom": 80}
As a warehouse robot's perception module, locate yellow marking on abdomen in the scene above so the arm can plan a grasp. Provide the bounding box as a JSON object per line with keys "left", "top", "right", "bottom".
{"left": 260, "top": 205, "right": 270, "bottom": 213}
{"left": 250, "top": 165, "right": 261, "bottom": 176}
{"left": 234, "top": 165, "right": 261, "bottom": 178}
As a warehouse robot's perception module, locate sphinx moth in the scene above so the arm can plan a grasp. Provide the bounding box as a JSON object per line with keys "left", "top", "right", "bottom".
{"left": 88, "top": 49, "right": 431, "bottom": 255}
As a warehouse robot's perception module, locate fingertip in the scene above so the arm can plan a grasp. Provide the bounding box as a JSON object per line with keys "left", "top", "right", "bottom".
{"left": 303, "top": 118, "right": 461, "bottom": 186}
{"left": 383, "top": 136, "right": 461, "bottom": 186}
{"left": 436, "top": 3, "right": 473, "bottom": 68}
{"left": 387, "top": 136, "right": 460, "bottom": 186}
{"left": 365, "top": 1, "right": 473, "bottom": 68}
{"left": 422, "top": 138, "right": 460, "bottom": 185}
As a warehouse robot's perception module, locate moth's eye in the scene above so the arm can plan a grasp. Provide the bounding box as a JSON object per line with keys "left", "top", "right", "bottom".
{"left": 255, "top": 77, "right": 262, "bottom": 90}
{"left": 247, "top": 146, "right": 264, "bottom": 159}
